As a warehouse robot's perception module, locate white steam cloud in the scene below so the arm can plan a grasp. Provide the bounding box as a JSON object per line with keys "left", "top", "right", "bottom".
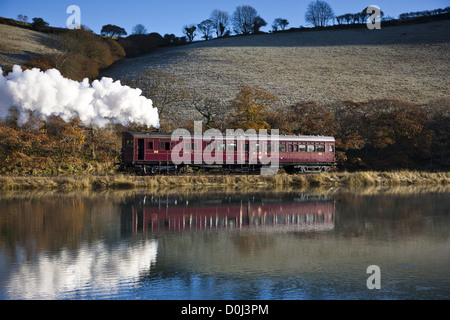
{"left": 0, "top": 65, "right": 159, "bottom": 128}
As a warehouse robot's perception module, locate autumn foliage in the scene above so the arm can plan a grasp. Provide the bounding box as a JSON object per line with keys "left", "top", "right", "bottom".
{"left": 227, "top": 85, "right": 277, "bottom": 131}
{"left": 0, "top": 113, "right": 122, "bottom": 175}
{"left": 267, "top": 98, "right": 449, "bottom": 170}
{"left": 0, "top": 86, "right": 448, "bottom": 174}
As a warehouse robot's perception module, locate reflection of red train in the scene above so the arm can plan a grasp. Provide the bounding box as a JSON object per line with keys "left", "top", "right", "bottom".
{"left": 119, "top": 131, "right": 336, "bottom": 174}
{"left": 125, "top": 194, "right": 335, "bottom": 233}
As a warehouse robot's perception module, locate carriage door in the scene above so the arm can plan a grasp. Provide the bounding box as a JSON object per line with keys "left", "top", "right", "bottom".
{"left": 159, "top": 140, "right": 171, "bottom": 162}
{"left": 137, "top": 139, "right": 145, "bottom": 161}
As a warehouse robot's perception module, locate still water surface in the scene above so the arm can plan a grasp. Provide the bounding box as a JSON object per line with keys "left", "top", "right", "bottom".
{"left": 0, "top": 187, "right": 449, "bottom": 300}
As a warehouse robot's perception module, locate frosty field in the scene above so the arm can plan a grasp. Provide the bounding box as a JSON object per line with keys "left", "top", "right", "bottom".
{"left": 101, "top": 20, "right": 450, "bottom": 106}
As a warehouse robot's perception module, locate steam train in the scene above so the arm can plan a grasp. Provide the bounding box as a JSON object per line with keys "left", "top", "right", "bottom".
{"left": 118, "top": 131, "right": 336, "bottom": 175}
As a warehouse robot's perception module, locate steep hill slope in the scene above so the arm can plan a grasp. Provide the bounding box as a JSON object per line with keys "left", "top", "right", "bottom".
{"left": 0, "top": 23, "right": 59, "bottom": 70}
{"left": 101, "top": 20, "right": 450, "bottom": 105}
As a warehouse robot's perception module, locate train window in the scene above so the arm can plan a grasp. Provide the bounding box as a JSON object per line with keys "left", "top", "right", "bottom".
{"left": 126, "top": 139, "right": 133, "bottom": 147}
{"left": 148, "top": 141, "right": 153, "bottom": 150}
{"left": 279, "top": 144, "right": 286, "bottom": 152}
{"left": 192, "top": 143, "right": 197, "bottom": 151}
{"left": 265, "top": 144, "right": 272, "bottom": 152}
{"left": 185, "top": 142, "right": 191, "bottom": 151}
{"left": 288, "top": 144, "right": 293, "bottom": 152}
{"left": 227, "top": 143, "right": 237, "bottom": 151}
{"left": 299, "top": 145, "right": 306, "bottom": 152}
{"left": 329, "top": 145, "right": 334, "bottom": 152}
{"left": 159, "top": 142, "right": 171, "bottom": 150}
{"left": 316, "top": 145, "right": 325, "bottom": 152}
{"left": 307, "top": 145, "right": 315, "bottom": 152}
{"left": 293, "top": 145, "right": 298, "bottom": 152}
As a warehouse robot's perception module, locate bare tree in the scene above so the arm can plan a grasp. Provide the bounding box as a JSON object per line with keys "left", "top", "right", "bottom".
{"left": 183, "top": 24, "right": 196, "bottom": 42}
{"left": 343, "top": 14, "right": 353, "bottom": 24}
{"left": 232, "top": 5, "right": 257, "bottom": 35}
{"left": 126, "top": 70, "right": 189, "bottom": 118}
{"left": 17, "top": 14, "right": 28, "bottom": 23}
{"left": 210, "top": 9, "right": 230, "bottom": 37}
{"left": 132, "top": 24, "right": 148, "bottom": 35}
{"left": 197, "top": 19, "right": 214, "bottom": 40}
{"left": 335, "top": 15, "right": 345, "bottom": 25}
{"left": 305, "top": 0, "right": 335, "bottom": 27}
{"left": 272, "top": 18, "right": 289, "bottom": 31}
{"left": 189, "top": 92, "right": 228, "bottom": 129}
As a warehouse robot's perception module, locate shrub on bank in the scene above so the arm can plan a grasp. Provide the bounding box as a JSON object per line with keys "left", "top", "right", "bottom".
{"left": 22, "top": 27, "right": 126, "bottom": 81}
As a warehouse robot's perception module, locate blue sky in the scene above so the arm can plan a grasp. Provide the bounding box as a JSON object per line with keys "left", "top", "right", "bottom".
{"left": 1, "top": 0, "right": 448, "bottom": 38}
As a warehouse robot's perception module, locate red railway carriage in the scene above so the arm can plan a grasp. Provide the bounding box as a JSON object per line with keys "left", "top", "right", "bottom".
{"left": 119, "top": 131, "right": 335, "bottom": 174}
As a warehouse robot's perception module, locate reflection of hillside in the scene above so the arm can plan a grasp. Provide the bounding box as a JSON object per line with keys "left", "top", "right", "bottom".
{"left": 0, "top": 193, "right": 122, "bottom": 260}
{"left": 120, "top": 192, "right": 335, "bottom": 233}
{"left": 333, "top": 192, "right": 450, "bottom": 239}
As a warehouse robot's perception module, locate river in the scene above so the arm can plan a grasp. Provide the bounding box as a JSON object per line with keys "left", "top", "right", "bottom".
{"left": 0, "top": 186, "right": 449, "bottom": 300}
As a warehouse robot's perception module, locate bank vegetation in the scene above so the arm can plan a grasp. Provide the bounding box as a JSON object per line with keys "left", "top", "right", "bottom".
{"left": 0, "top": 170, "right": 448, "bottom": 191}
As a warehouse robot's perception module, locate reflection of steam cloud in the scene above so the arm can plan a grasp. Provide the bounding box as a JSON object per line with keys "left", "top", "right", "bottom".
{"left": 123, "top": 193, "right": 335, "bottom": 233}
{"left": 6, "top": 240, "right": 157, "bottom": 299}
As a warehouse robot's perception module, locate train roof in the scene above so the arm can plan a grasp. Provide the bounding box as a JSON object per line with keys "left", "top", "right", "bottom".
{"left": 124, "top": 131, "right": 335, "bottom": 142}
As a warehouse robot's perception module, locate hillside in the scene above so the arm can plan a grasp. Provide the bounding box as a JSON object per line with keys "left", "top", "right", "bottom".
{"left": 101, "top": 20, "right": 450, "bottom": 106}
{"left": 0, "top": 23, "right": 59, "bottom": 70}
{"left": 1, "top": 19, "right": 449, "bottom": 106}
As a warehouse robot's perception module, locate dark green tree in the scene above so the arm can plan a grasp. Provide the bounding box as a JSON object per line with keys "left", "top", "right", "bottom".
{"left": 31, "top": 17, "right": 49, "bottom": 30}
{"left": 101, "top": 24, "right": 127, "bottom": 38}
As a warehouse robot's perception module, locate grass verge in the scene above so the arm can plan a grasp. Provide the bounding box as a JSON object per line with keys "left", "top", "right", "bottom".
{"left": 0, "top": 171, "right": 449, "bottom": 192}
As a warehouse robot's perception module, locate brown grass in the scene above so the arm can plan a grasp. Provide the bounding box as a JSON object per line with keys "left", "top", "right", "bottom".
{"left": 0, "top": 171, "right": 448, "bottom": 191}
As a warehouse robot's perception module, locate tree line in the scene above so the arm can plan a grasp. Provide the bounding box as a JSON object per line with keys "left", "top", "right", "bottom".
{"left": 181, "top": 2, "right": 450, "bottom": 41}
{"left": 2, "top": 69, "right": 447, "bottom": 174}
{"left": 6, "top": 1, "right": 449, "bottom": 62}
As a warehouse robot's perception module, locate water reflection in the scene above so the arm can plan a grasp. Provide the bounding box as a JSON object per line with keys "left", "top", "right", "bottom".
{"left": 120, "top": 192, "right": 335, "bottom": 233}
{"left": 0, "top": 188, "right": 449, "bottom": 300}
{"left": 5, "top": 239, "right": 157, "bottom": 299}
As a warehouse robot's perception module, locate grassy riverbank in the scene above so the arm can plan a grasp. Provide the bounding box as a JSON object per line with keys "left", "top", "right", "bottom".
{"left": 0, "top": 171, "right": 449, "bottom": 191}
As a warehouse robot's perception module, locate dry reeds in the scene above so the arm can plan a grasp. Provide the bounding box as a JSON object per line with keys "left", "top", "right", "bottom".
{"left": 0, "top": 171, "right": 448, "bottom": 192}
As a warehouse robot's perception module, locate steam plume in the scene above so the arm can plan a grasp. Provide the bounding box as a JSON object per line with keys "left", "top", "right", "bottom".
{"left": 0, "top": 65, "right": 159, "bottom": 128}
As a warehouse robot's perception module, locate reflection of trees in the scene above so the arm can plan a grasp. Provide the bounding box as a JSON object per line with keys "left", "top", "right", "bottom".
{"left": 232, "top": 233, "right": 276, "bottom": 255}
{"left": 334, "top": 192, "right": 445, "bottom": 238}
{"left": 0, "top": 195, "right": 120, "bottom": 259}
